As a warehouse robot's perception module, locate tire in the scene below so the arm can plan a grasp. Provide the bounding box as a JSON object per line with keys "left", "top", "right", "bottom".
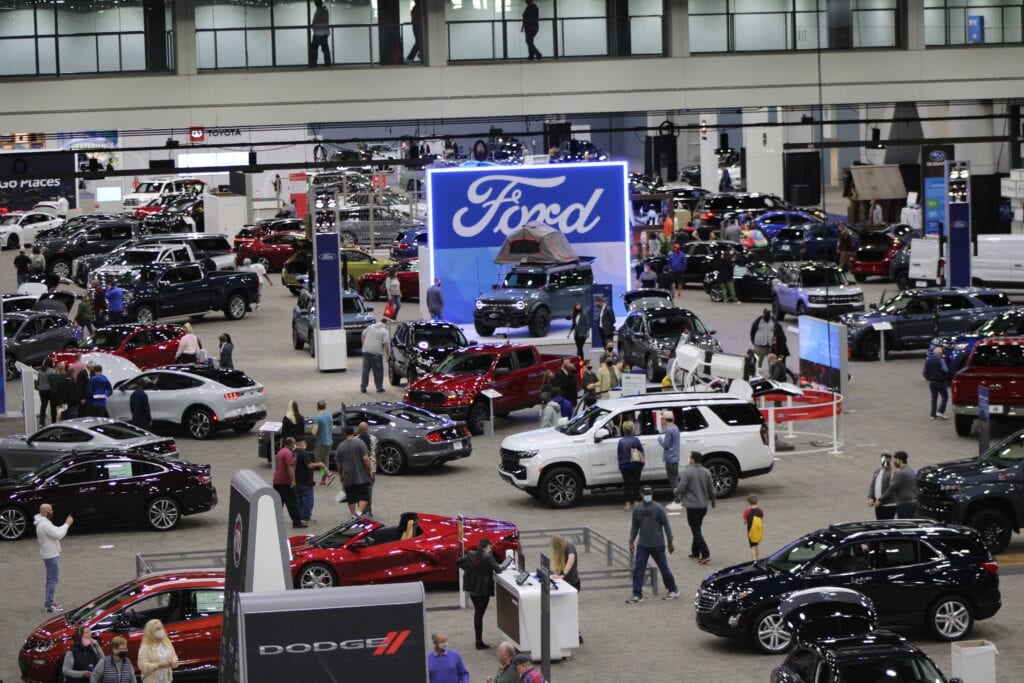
{"left": 307, "top": 333, "right": 316, "bottom": 358}
{"left": 145, "top": 496, "right": 181, "bottom": 531}
{"left": 771, "top": 297, "right": 785, "bottom": 321}
{"left": 297, "top": 562, "right": 337, "bottom": 590}
{"left": 256, "top": 256, "right": 272, "bottom": 271}
{"left": 703, "top": 456, "right": 738, "bottom": 498}
{"left": 361, "top": 282, "right": 379, "bottom": 301}
{"left": 795, "top": 301, "right": 807, "bottom": 317}
{"left": 7, "top": 234, "right": 19, "bottom": 249}
{"left": 538, "top": 467, "right": 584, "bottom": 509}
{"left": 852, "top": 272, "right": 867, "bottom": 282}
{"left": 292, "top": 326, "right": 304, "bottom": 350}
{"left": 5, "top": 356, "right": 17, "bottom": 382}
{"left": 751, "top": 607, "right": 792, "bottom": 654}
{"left": 233, "top": 421, "right": 256, "bottom": 433}
{"left": 859, "top": 332, "right": 882, "bottom": 361}
{"left": 135, "top": 304, "right": 156, "bottom": 324}
{"left": 968, "top": 508, "right": 1012, "bottom": 554}
{"left": 528, "top": 308, "right": 550, "bottom": 337}
{"left": 377, "top": 442, "right": 407, "bottom": 475}
{"left": 0, "top": 506, "right": 29, "bottom": 540}
{"left": 644, "top": 355, "right": 664, "bottom": 383}
{"left": 468, "top": 401, "right": 489, "bottom": 436}
{"left": 954, "top": 414, "right": 973, "bottom": 437}
{"left": 895, "top": 269, "right": 910, "bottom": 291}
{"left": 185, "top": 406, "right": 216, "bottom": 440}
{"left": 708, "top": 284, "right": 724, "bottom": 302}
{"left": 474, "top": 321, "right": 495, "bottom": 337}
{"left": 927, "top": 596, "right": 974, "bottom": 641}
{"left": 49, "top": 259, "right": 71, "bottom": 280}
{"left": 224, "top": 293, "right": 247, "bottom": 321}
{"left": 388, "top": 360, "right": 402, "bottom": 386}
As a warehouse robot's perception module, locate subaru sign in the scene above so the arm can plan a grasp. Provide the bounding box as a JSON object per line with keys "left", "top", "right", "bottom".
{"left": 427, "top": 162, "right": 631, "bottom": 325}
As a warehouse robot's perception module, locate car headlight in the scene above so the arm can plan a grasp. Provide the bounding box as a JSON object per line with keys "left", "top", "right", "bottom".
{"left": 955, "top": 343, "right": 969, "bottom": 350}
{"left": 445, "top": 390, "right": 465, "bottom": 400}
{"left": 30, "top": 639, "right": 58, "bottom": 652}
{"left": 722, "top": 590, "right": 751, "bottom": 604}
{"left": 514, "top": 300, "right": 527, "bottom": 310}
{"left": 518, "top": 450, "right": 538, "bottom": 459}
{"left": 475, "top": 300, "right": 484, "bottom": 310}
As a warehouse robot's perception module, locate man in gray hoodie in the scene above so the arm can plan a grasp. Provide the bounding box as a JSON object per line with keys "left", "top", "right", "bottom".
{"left": 538, "top": 393, "right": 560, "bottom": 429}
{"left": 627, "top": 485, "right": 679, "bottom": 603}
{"left": 35, "top": 503, "right": 73, "bottom": 612}
{"left": 675, "top": 451, "right": 716, "bottom": 564}
{"left": 877, "top": 450, "right": 917, "bottom": 518}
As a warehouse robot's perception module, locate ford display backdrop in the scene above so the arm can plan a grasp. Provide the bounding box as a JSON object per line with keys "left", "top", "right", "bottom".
{"left": 426, "top": 162, "right": 632, "bottom": 327}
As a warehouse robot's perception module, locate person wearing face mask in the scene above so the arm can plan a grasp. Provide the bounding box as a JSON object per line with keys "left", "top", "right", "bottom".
{"left": 456, "top": 538, "right": 504, "bottom": 650}
{"left": 138, "top": 619, "right": 178, "bottom": 683}
{"left": 427, "top": 630, "right": 469, "bottom": 683}
{"left": 627, "top": 485, "right": 679, "bottom": 603}
{"left": 89, "top": 636, "right": 135, "bottom": 683}
{"left": 867, "top": 452, "right": 897, "bottom": 520}
{"left": 568, "top": 302, "right": 590, "bottom": 359}
{"left": 62, "top": 625, "right": 102, "bottom": 681}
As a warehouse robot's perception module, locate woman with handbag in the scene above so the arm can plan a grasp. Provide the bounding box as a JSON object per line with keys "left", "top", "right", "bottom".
{"left": 455, "top": 538, "right": 504, "bottom": 650}
{"left": 616, "top": 420, "right": 644, "bottom": 511}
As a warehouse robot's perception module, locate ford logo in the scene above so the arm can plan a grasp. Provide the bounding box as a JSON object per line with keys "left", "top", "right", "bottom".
{"left": 319, "top": 251, "right": 338, "bottom": 261}
{"left": 928, "top": 150, "right": 947, "bottom": 162}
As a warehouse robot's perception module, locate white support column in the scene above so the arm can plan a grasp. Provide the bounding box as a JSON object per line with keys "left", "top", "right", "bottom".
{"left": 173, "top": 0, "right": 197, "bottom": 76}
{"left": 906, "top": 0, "right": 924, "bottom": 51}
{"left": 424, "top": 0, "right": 448, "bottom": 67}
{"left": 743, "top": 108, "right": 784, "bottom": 197}
{"left": 699, "top": 114, "right": 720, "bottom": 193}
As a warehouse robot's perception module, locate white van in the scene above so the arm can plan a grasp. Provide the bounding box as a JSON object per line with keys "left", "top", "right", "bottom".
{"left": 122, "top": 177, "right": 205, "bottom": 209}
{"left": 909, "top": 234, "right": 1024, "bottom": 289}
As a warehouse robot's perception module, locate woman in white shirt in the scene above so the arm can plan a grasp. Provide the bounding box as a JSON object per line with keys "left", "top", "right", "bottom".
{"left": 175, "top": 322, "right": 201, "bottom": 364}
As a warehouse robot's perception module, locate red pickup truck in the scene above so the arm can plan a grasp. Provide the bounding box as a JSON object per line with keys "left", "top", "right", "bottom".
{"left": 952, "top": 337, "right": 1024, "bottom": 436}
{"left": 404, "top": 344, "right": 578, "bottom": 435}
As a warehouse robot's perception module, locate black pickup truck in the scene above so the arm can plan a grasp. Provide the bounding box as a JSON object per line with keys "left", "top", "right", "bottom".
{"left": 119, "top": 261, "right": 260, "bottom": 323}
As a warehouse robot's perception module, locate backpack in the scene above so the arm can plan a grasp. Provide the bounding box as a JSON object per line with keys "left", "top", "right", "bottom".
{"left": 747, "top": 510, "right": 764, "bottom": 544}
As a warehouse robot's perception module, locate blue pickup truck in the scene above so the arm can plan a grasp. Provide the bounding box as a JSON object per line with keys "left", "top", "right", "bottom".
{"left": 119, "top": 261, "right": 260, "bottom": 323}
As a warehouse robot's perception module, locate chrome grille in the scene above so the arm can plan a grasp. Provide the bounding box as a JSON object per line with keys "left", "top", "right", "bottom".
{"left": 408, "top": 390, "right": 446, "bottom": 405}
{"left": 695, "top": 588, "right": 721, "bottom": 613}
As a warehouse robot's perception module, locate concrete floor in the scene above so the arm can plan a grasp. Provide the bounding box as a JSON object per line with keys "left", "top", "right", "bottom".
{"left": 2, "top": 260, "right": 1023, "bottom": 683}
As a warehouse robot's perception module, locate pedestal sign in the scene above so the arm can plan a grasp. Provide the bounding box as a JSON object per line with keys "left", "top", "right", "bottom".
{"left": 978, "top": 385, "right": 990, "bottom": 456}
{"left": 481, "top": 388, "right": 502, "bottom": 437}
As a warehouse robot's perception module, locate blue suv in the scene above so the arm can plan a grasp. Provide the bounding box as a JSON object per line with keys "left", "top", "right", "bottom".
{"left": 930, "top": 307, "right": 1024, "bottom": 371}
{"left": 753, "top": 210, "right": 823, "bottom": 241}
{"left": 771, "top": 223, "right": 852, "bottom": 262}
{"left": 390, "top": 228, "right": 427, "bottom": 259}
{"left": 291, "top": 285, "right": 375, "bottom": 355}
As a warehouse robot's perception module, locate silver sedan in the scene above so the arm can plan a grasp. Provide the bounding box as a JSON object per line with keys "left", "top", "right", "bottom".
{"left": 0, "top": 417, "right": 177, "bottom": 478}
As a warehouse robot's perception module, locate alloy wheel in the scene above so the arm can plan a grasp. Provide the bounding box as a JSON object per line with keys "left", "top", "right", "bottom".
{"left": 299, "top": 564, "right": 335, "bottom": 589}
{"left": 377, "top": 445, "right": 405, "bottom": 475}
{"left": 0, "top": 507, "right": 28, "bottom": 540}
{"left": 188, "top": 409, "right": 213, "bottom": 439}
{"left": 933, "top": 600, "right": 971, "bottom": 639}
{"left": 755, "top": 612, "right": 791, "bottom": 653}
{"left": 147, "top": 498, "right": 180, "bottom": 530}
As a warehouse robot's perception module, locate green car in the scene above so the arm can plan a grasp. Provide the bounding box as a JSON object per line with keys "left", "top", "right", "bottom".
{"left": 282, "top": 247, "right": 394, "bottom": 294}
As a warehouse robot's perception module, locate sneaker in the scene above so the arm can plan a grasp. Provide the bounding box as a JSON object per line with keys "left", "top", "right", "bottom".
{"left": 626, "top": 595, "right": 643, "bottom": 604}
{"left": 47, "top": 604, "right": 64, "bottom": 612}
{"left": 325, "top": 473, "right": 336, "bottom": 486}
{"left": 663, "top": 591, "right": 680, "bottom": 600}
{"left": 376, "top": 388, "right": 386, "bottom": 393}
{"left": 665, "top": 502, "right": 684, "bottom": 511}
{"left": 359, "top": 388, "right": 368, "bottom": 394}
{"left": 935, "top": 413, "right": 949, "bottom": 420}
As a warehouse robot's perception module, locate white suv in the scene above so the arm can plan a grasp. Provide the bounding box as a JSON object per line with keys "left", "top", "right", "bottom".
{"left": 498, "top": 392, "right": 772, "bottom": 508}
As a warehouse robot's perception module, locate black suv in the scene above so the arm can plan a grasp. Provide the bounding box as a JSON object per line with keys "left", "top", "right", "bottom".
{"left": 388, "top": 321, "right": 472, "bottom": 387}
{"left": 640, "top": 241, "right": 748, "bottom": 285}
{"left": 694, "top": 520, "right": 1000, "bottom": 654}
{"left": 917, "top": 428, "right": 1024, "bottom": 553}
{"left": 36, "top": 219, "right": 142, "bottom": 280}
{"left": 142, "top": 196, "right": 204, "bottom": 234}
{"left": 692, "top": 192, "right": 790, "bottom": 237}
{"left": 617, "top": 294, "right": 720, "bottom": 381}
{"left": 474, "top": 260, "right": 593, "bottom": 337}
{"left": 771, "top": 588, "right": 960, "bottom": 683}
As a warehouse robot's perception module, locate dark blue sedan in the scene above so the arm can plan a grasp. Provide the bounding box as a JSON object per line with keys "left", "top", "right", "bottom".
{"left": 930, "top": 307, "right": 1024, "bottom": 370}
{"left": 753, "top": 210, "right": 823, "bottom": 241}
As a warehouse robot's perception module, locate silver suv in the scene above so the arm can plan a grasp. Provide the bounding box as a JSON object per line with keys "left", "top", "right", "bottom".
{"left": 771, "top": 261, "right": 865, "bottom": 320}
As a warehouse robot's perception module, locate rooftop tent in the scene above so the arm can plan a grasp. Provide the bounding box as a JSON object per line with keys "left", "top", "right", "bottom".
{"left": 493, "top": 223, "right": 578, "bottom": 264}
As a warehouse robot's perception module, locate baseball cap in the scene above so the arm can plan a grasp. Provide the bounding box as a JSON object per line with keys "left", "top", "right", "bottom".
{"left": 512, "top": 653, "right": 531, "bottom": 665}
{"left": 640, "top": 485, "right": 653, "bottom": 494}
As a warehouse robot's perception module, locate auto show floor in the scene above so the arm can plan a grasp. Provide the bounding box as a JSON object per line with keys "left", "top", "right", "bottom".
{"left": 3, "top": 265, "right": 1023, "bottom": 683}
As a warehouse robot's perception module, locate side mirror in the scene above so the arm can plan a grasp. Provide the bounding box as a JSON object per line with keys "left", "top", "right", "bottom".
{"left": 111, "top": 616, "right": 131, "bottom": 633}
{"left": 349, "top": 539, "right": 368, "bottom": 550}
{"left": 708, "top": 329, "right": 717, "bottom": 335}
{"left": 494, "top": 367, "right": 510, "bottom": 377}
{"left": 594, "top": 428, "right": 609, "bottom": 442}
{"left": 809, "top": 565, "right": 830, "bottom": 576}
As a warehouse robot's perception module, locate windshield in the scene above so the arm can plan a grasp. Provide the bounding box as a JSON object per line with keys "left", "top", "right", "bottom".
{"left": 503, "top": 271, "right": 546, "bottom": 288}
{"left": 649, "top": 312, "right": 705, "bottom": 337}
{"left": 65, "top": 579, "right": 142, "bottom": 625}
{"left": 134, "top": 182, "right": 164, "bottom": 194}
{"left": 977, "top": 313, "right": 1022, "bottom": 336}
{"left": 1, "top": 214, "right": 22, "bottom": 226}
{"left": 310, "top": 518, "right": 373, "bottom": 549}
{"left": 800, "top": 270, "right": 848, "bottom": 287}
{"left": 413, "top": 327, "right": 467, "bottom": 348}
{"left": 83, "top": 328, "right": 132, "bottom": 349}
{"left": 113, "top": 251, "right": 160, "bottom": 266}
{"left": 557, "top": 407, "right": 611, "bottom": 435}
{"left": 982, "top": 430, "right": 1024, "bottom": 468}
{"left": 342, "top": 297, "right": 366, "bottom": 314}
{"left": 434, "top": 353, "right": 495, "bottom": 374}
{"left": 382, "top": 406, "right": 440, "bottom": 425}
{"left": 775, "top": 228, "right": 805, "bottom": 240}
{"left": 837, "top": 657, "right": 946, "bottom": 683}
{"left": 859, "top": 232, "right": 891, "bottom": 246}
{"left": 3, "top": 318, "right": 23, "bottom": 337}
{"left": 766, "top": 534, "right": 832, "bottom": 572}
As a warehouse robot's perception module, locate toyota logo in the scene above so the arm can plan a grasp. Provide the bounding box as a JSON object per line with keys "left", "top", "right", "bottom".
{"left": 928, "top": 150, "right": 947, "bottom": 162}
{"left": 319, "top": 251, "right": 338, "bottom": 261}
{"left": 232, "top": 514, "right": 243, "bottom": 568}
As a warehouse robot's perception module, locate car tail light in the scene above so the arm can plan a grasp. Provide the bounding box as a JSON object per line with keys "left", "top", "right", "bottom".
{"left": 760, "top": 424, "right": 769, "bottom": 446}
{"left": 193, "top": 474, "right": 212, "bottom": 486}
{"left": 168, "top": 441, "right": 177, "bottom": 452}
{"left": 701, "top": 212, "right": 715, "bottom": 221}
{"left": 399, "top": 242, "right": 410, "bottom": 249}
{"left": 460, "top": 424, "right": 471, "bottom": 436}
{"left": 982, "top": 560, "right": 998, "bottom": 575}
{"left": 426, "top": 431, "right": 443, "bottom": 443}
{"left": 224, "top": 392, "right": 241, "bottom": 400}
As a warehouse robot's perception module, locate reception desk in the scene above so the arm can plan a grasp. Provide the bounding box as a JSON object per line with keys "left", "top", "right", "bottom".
{"left": 494, "top": 568, "right": 579, "bottom": 661}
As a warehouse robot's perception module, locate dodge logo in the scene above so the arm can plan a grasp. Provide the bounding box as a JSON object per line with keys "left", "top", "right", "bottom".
{"left": 258, "top": 630, "right": 411, "bottom": 656}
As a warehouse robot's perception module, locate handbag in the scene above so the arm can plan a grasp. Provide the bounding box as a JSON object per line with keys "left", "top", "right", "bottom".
{"left": 630, "top": 447, "right": 644, "bottom": 464}
{"left": 383, "top": 301, "right": 396, "bottom": 319}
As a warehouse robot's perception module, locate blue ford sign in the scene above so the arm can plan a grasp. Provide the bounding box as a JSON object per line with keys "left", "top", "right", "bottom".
{"left": 426, "top": 162, "right": 631, "bottom": 325}
{"left": 314, "top": 232, "right": 343, "bottom": 330}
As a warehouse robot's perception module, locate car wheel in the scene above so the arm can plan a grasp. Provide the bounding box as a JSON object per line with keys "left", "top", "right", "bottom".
{"left": 0, "top": 506, "right": 29, "bottom": 541}
{"left": 474, "top": 321, "right": 495, "bottom": 337}
{"left": 644, "top": 355, "right": 663, "bottom": 383}
{"left": 256, "top": 256, "right": 272, "bottom": 271}
{"left": 4, "top": 356, "right": 16, "bottom": 382}
{"left": 859, "top": 332, "right": 882, "bottom": 361}
{"left": 708, "top": 284, "right": 724, "bottom": 302}
{"left": 528, "top": 308, "right": 551, "bottom": 337}
{"left": 954, "top": 414, "right": 973, "bottom": 437}
{"left": 388, "top": 360, "right": 402, "bottom": 386}
{"left": 145, "top": 496, "right": 181, "bottom": 531}
{"left": 233, "top": 421, "right": 256, "bottom": 433}
{"left": 928, "top": 596, "right": 974, "bottom": 641}
{"left": 135, "top": 304, "right": 156, "bottom": 324}
{"left": 539, "top": 467, "right": 583, "bottom": 509}
{"left": 308, "top": 333, "right": 316, "bottom": 358}
{"left": 968, "top": 508, "right": 1012, "bottom": 554}
{"left": 185, "top": 406, "right": 215, "bottom": 440}
{"left": 771, "top": 297, "right": 785, "bottom": 321}
{"left": 292, "top": 326, "right": 304, "bottom": 350}
{"left": 7, "top": 234, "right": 19, "bottom": 249}
{"left": 895, "top": 269, "right": 910, "bottom": 291}
{"left": 224, "top": 293, "right": 247, "bottom": 321}
{"left": 377, "top": 442, "right": 407, "bottom": 475}
{"left": 852, "top": 272, "right": 867, "bottom": 282}
{"left": 297, "top": 562, "right": 337, "bottom": 589}
{"left": 703, "top": 456, "right": 738, "bottom": 498}
{"left": 468, "top": 401, "right": 489, "bottom": 436}
{"left": 751, "top": 607, "right": 792, "bottom": 654}
{"left": 795, "top": 301, "right": 807, "bottom": 317}
{"left": 361, "top": 282, "right": 378, "bottom": 301}
{"left": 50, "top": 259, "right": 71, "bottom": 279}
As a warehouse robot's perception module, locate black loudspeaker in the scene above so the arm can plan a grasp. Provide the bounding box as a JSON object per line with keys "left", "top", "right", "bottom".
{"left": 871, "top": 128, "right": 881, "bottom": 143}
{"left": 719, "top": 133, "right": 729, "bottom": 151}
{"left": 645, "top": 136, "right": 678, "bottom": 182}
{"left": 544, "top": 122, "right": 572, "bottom": 154}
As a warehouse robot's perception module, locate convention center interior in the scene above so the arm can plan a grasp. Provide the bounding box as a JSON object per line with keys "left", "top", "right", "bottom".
{"left": 5, "top": 1, "right": 1024, "bottom": 682}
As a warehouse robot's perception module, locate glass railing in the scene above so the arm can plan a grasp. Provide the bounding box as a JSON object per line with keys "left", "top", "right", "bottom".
{"left": 689, "top": 8, "right": 899, "bottom": 53}
{"left": 0, "top": 29, "right": 173, "bottom": 77}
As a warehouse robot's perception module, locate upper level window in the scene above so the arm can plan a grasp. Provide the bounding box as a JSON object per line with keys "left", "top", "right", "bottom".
{"left": 0, "top": 0, "right": 173, "bottom": 77}
{"left": 689, "top": 0, "right": 899, "bottom": 53}
{"left": 925, "top": 0, "right": 1023, "bottom": 46}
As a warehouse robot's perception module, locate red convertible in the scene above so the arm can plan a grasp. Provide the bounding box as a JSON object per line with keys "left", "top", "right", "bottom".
{"left": 290, "top": 512, "right": 520, "bottom": 589}
{"left": 235, "top": 231, "right": 308, "bottom": 271}
{"left": 48, "top": 324, "right": 185, "bottom": 370}
{"left": 357, "top": 258, "right": 421, "bottom": 301}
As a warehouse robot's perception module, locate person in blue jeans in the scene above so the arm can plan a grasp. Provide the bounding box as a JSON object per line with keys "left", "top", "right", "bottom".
{"left": 293, "top": 437, "right": 325, "bottom": 523}
{"left": 627, "top": 485, "right": 679, "bottom": 603}
{"left": 923, "top": 347, "right": 951, "bottom": 420}
{"left": 617, "top": 420, "right": 645, "bottom": 511}
{"left": 34, "top": 503, "right": 73, "bottom": 612}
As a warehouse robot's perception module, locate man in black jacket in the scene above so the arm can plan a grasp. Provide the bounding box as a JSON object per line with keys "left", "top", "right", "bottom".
{"left": 521, "top": 0, "right": 542, "bottom": 60}
{"left": 52, "top": 365, "right": 79, "bottom": 421}
{"left": 553, "top": 358, "right": 578, "bottom": 408}
{"left": 876, "top": 451, "right": 917, "bottom": 518}
{"left": 456, "top": 538, "right": 503, "bottom": 649}
{"left": 130, "top": 386, "right": 152, "bottom": 431}
{"left": 596, "top": 296, "right": 615, "bottom": 349}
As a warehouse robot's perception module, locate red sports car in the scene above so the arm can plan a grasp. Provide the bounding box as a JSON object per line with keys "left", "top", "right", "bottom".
{"left": 357, "top": 258, "right": 421, "bottom": 302}
{"left": 235, "top": 231, "right": 308, "bottom": 271}
{"left": 289, "top": 512, "right": 520, "bottom": 589}
{"left": 48, "top": 324, "right": 185, "bottom": 370}
{"left": 19, "top": 571, "right": 224, "bottom": 683}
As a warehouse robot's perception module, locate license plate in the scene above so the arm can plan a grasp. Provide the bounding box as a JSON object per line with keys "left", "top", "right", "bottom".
{"left": 453, "top": 441, "right": 464, "bottom": 450}
{"left": 780, "top": 245, "right": 790, "bottom": 251}
{"left": 990, "top": 405, "right": 1004, "bottom": 414}
{"left": 916, "top": 280, "right": 927, "bottom": 287}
